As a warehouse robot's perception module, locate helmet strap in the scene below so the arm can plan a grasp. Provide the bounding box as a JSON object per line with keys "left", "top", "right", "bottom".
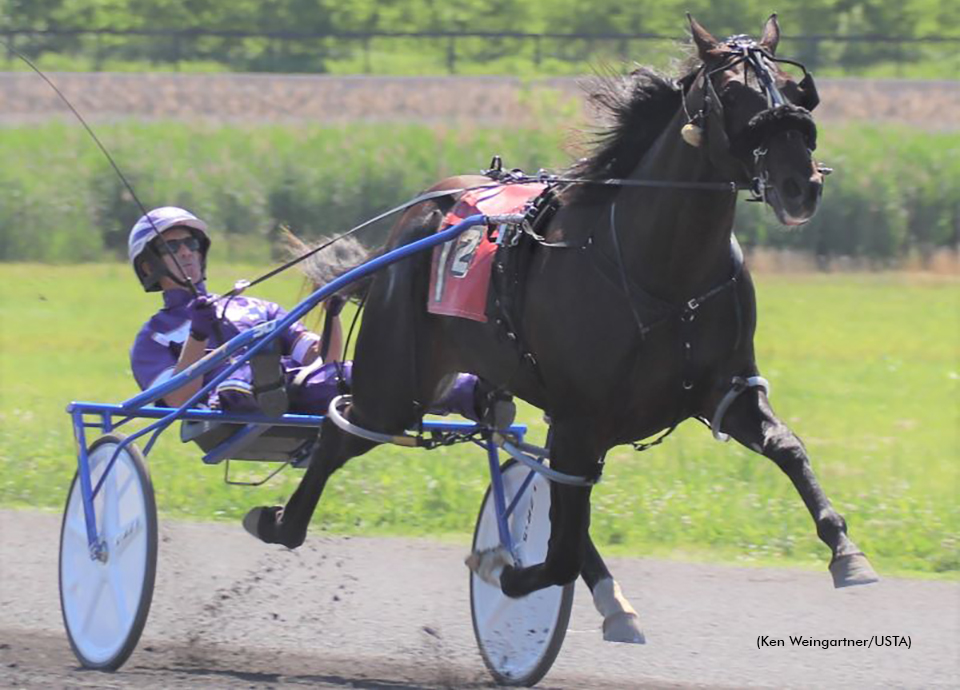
{"left": 140, "top": 247, "right": 193, "bottom": 291}
{"left": 141, "top": 236, "right": 207, "bottom": 292}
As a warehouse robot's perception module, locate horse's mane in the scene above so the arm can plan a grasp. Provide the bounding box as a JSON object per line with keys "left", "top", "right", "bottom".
{"left": 564, "top": 67, "right": 688, "bottom": 202}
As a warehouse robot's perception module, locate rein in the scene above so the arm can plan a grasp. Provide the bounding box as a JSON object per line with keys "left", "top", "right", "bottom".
{"left": 222, "top": 169, "right": 746, "bottom": 303}
{"left": 218, "top": 185, "right": 499, "bottom": 301}
{"left": 222, "top": 170, "right": 748, "bottom": 300}
{"left": 495, "top": 170, "right": 746, "bottom": 194}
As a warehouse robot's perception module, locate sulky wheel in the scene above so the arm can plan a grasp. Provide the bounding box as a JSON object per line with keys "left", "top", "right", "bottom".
{"left": 59, "top": 433, "right": 158, "bottom": 670}
{"left": 470, "top": 460, "right": 574, "bottom": 686}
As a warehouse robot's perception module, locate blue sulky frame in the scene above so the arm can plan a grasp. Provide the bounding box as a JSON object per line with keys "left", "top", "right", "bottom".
{"left": 66, "top": 213, "right": 537, "bottom": 565}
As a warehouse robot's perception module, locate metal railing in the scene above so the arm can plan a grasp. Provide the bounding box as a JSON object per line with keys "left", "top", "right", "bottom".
{"left": 3, "top": 28, "right": 959, "bottom": 76}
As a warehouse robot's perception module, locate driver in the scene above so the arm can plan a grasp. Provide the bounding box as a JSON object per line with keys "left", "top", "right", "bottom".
{"left": 127, "top": 206, "right": 495, "bottom": 423}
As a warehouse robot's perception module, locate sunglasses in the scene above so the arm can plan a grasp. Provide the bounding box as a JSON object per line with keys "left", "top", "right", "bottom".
{"left": 156, "top": 236, "right": 201, "bottom": 254}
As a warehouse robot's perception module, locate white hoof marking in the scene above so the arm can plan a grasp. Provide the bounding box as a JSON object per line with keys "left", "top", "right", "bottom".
{"left": 465, "top": 547, "right": 513, "bottom": 588}
{"left": 592, "top": 577, "right": 645, "bottom": 643}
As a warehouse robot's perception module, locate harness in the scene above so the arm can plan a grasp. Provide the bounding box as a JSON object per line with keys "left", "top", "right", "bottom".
{"left": 485, "top": 181, "right": 751, "bottom": 455}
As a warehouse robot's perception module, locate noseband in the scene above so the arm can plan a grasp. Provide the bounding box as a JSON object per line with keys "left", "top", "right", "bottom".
{"left": 732, "top": 104, "right": 817, "bottom": 158}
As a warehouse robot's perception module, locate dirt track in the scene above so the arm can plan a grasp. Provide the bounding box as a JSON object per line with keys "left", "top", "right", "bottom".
{"left": 1, "top": 73, "right": 958, "bottom": 128}
{"left": 1, "top": 509, "right": 957, "bottom": 688}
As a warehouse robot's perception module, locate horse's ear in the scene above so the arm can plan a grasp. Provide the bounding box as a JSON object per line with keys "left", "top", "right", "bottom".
{"left": 760, "top": 13, "right": 780, "bottom": 55}
{"left": 687, "top": 13, "right": 720, "bottom": 61}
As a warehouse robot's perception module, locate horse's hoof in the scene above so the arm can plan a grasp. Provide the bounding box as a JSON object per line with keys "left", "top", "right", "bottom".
{"left": 830, "top": 552, "right": 880, "bottom": 588}
{"left": 602, "top": 611, "right": 646, "bottom": 644}
{"left": 242, "top": 506, "right": 305, "bottom": 549}
{"left": 242, "top": 506, "right": 279, "bottom": 542}
{"left": 465, "top": 547, "right": 513, "bottom": 588}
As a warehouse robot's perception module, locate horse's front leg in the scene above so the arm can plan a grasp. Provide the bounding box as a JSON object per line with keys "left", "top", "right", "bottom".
{"left": 582, "top": 536, "right": 645, "bottom": 643}
{"left": 721, "top": 387, "right": 879, "bottom": 587}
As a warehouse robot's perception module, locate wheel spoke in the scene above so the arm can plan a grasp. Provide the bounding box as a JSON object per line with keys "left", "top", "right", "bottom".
{"left": 65, "top": 512, "right": 90, "bottom": 544}
{"left": 116, "top": 470, "right": 136, "bottom": 505}
{"left": 103, "top": 463, "right": 120, "bottom": 537}
{"left": 476, "top": 586, "right": 513, "bottom": 632}
{"left": 63, "top": 570, "right": 84, "bottom": 595}
{"left": 80, "top": 575, "right": 108, "bottom": 637}
{"left": 109, "top": 566, "right": 131, "bottom": 624}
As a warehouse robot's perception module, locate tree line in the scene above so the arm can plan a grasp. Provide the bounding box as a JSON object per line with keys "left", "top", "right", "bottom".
{"left": 4, "top": 0, "right": 958, "bottom": 77}
{"left": 5, "top": 0, "right": 957, "bottom": 38}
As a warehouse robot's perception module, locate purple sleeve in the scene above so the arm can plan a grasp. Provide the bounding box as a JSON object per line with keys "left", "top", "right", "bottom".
{"left": 264, "top": 300, "right": 320, "bottom": 364}
{"left": 130, "top": 327, "right": 177, "bottom": 391}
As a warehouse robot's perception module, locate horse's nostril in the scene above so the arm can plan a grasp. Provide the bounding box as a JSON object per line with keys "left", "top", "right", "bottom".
{"left": 783, "top": 179, "right": 802, "bottom": 199}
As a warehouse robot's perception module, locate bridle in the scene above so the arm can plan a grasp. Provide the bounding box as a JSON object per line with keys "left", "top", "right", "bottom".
{"left": 682, "top": 35, "right": 823, "bottom": 203}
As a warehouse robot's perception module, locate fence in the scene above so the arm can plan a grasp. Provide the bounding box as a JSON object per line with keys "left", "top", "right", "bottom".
{"left": 4, "top": 28, "right": 959, "bottom": 77}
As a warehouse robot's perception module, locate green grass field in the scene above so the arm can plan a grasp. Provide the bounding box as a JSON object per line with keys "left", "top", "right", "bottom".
{"left": 0, "top": 264, "right": 956, "bottom": 578}
{"left": 2, "top": 121, "right": 958, "bottom": 265}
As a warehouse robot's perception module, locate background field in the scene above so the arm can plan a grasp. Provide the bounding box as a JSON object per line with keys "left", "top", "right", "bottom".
{"left": 1, "top": 264, "right": 956, "bottom": 578}
{"left": 5, "top": 73, "right": 959, "bottom": 130}
{"left": 2, "top": 118, "right": 958, "bottom": 265}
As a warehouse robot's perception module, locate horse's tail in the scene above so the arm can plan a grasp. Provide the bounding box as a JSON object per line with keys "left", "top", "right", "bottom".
{"left": 281, "top": 228, "right": 384, "bottom": 301}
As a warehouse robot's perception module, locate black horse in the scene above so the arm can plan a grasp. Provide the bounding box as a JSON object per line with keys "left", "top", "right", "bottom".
{"left": 245, "top": 14, "right": 879, "bottom": 639}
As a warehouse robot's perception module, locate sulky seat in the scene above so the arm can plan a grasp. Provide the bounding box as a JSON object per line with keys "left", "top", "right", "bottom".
{"left": 180, "top": 417, "right": 321, "bottom": 467}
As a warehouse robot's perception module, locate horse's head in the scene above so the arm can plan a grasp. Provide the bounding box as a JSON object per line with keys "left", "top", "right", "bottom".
{"left": 685, "top": 14, "right": 823, "bottom": 226}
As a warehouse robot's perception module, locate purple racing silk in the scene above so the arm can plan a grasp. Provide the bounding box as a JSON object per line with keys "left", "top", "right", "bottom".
{"left": 130, "top": 288, "right": 480, "bottom": 419}
{"left": 130, "top": 287, "right": 321, "bottom": 408}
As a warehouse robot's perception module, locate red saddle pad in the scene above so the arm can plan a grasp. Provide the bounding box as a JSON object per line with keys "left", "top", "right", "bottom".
{"left": 427, "top": 183, "right": 545, "bottom": 322}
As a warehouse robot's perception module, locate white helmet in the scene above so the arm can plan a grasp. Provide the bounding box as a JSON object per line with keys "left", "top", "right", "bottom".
{"left": 128, "top": 206, "right": 211, "bottom": 292}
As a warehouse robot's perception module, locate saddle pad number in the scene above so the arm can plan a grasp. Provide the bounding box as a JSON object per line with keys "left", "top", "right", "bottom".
{"left": 450, "top": 228, "right": 483, "bottom": 278}
{"left": 427, "top": 182, "right": 546, "bottom": 323}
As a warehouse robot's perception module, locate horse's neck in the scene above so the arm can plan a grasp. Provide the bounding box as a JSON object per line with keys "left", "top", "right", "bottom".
{"left": 614, "top": 110, "right": 739, "bottom": 302}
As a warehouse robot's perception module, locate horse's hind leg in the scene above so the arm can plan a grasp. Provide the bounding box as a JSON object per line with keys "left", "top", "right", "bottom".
{"left": 493, "top": 424, "right": 597, "bottom": 597}
{"left": 582, "top": 536, "right": 645, "bottom": 643}
{"left": 720, "top": 388, "right": 879, "bottom": 587}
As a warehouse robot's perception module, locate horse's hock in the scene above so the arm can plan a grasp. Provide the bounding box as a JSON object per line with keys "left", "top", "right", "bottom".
{"left": 1, "top": 73, "right": 957, "bottom": 128}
